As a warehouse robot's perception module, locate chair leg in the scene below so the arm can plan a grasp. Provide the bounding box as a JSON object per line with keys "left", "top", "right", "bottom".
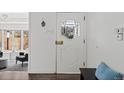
{"left": 22, "top": 62, "right": 23, "bottom": 67}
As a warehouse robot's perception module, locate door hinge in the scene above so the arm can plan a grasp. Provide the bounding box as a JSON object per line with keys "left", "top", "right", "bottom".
{"left": 84, "top": 16, "right": 85, "bottom": 21}
{"left": 83, "top": 62, "right": 86, "bottom": 66}
{"left": 83, "top": 39, "right": 86, "bottom": 44}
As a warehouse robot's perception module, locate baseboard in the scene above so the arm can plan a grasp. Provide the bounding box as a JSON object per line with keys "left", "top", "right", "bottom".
{"left": 28, "top": 73, "right": 80, "bottom": 80}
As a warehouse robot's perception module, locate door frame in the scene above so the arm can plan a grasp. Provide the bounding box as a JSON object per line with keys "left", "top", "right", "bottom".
{"left": 56, "top": 12, "right": 87, "bottom": 74}
{"left": 28, "top": 12, "right": 87, "bottom": 74}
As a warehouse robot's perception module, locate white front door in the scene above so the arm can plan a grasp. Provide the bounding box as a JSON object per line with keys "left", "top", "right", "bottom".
{"left": 56, "top": 13, "right": 86, "bottom": 74}
{"left": 29, "top": 12, "right": 86, "bottom": 74}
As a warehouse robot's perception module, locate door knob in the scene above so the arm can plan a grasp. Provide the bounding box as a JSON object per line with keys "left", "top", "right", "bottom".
{"left": 55, "top": 40, "right": 63, "bottom": 45}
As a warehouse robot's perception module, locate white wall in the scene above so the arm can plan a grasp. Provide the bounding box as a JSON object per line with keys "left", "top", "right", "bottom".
{"left": 87, "top": 13, "right": 124, "bottom": 73}
{"left": 29, "top": 12, "right": 124, "bottom": 74}
{"left": 29, "top": 13, "right": 56, "bottom": 73}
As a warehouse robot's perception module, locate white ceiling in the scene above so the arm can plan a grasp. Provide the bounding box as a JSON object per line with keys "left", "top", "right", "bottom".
{"left": 0, "top": 13, "right": 29, "bottom": 30}
{"left": 0, "top": 13, "right": 28, "bottom": 22}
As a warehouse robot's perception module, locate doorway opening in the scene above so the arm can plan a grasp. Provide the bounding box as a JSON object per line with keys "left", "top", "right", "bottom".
{"left": 0, "top": 13, "right": 29, "bottom": 72}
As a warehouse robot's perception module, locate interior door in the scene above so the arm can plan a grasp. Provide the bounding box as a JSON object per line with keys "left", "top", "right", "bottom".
{"left": 29, "top": 13, "right": 56, "bottom": 73}
{"left": 56, "top": 13, "right": 86, "bottom": 74}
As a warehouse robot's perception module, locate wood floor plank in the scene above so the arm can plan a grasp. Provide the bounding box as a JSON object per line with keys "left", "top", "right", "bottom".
{"left": 0, "top": 71, "right": 80, "bottom": 80}
{"left": 0, "top": 71, "right": 28, "bottom": 80}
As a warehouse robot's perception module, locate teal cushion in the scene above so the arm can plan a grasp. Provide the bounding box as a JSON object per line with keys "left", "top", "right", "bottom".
{"left": 95, "top": 63, "right": 123, "bottom": 80}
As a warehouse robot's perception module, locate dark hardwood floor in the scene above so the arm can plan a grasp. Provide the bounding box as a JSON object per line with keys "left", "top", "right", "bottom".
{"left": 29, "top": 74, "right": 80, "bottom": 80}
{"left": 0, "top": 71, "right": 80, "bottom": 80}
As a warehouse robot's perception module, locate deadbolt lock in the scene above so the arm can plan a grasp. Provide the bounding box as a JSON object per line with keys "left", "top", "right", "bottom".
{"left": 55, "top": 40, "right": 63, "bottom": 45}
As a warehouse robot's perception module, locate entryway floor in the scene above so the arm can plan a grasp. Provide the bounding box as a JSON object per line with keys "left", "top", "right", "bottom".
{"left": 0, "top": 71, "right": 80, "bottom": 80}
{"left": 0, "top": 61, "right": 28, "bottom": 71}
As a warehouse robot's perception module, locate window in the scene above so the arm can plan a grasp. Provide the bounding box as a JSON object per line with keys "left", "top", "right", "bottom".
{"left": 14, "top": 31, "right": 21, "bottom": 50}
{"left": 23, "top": 31, "right": 28, "bottom": 50}
{"left": 1, "top": 30, "right": 28, "bottom": 51}
{"left": 4, "top": 31, "right": 12, "bottom": 50}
